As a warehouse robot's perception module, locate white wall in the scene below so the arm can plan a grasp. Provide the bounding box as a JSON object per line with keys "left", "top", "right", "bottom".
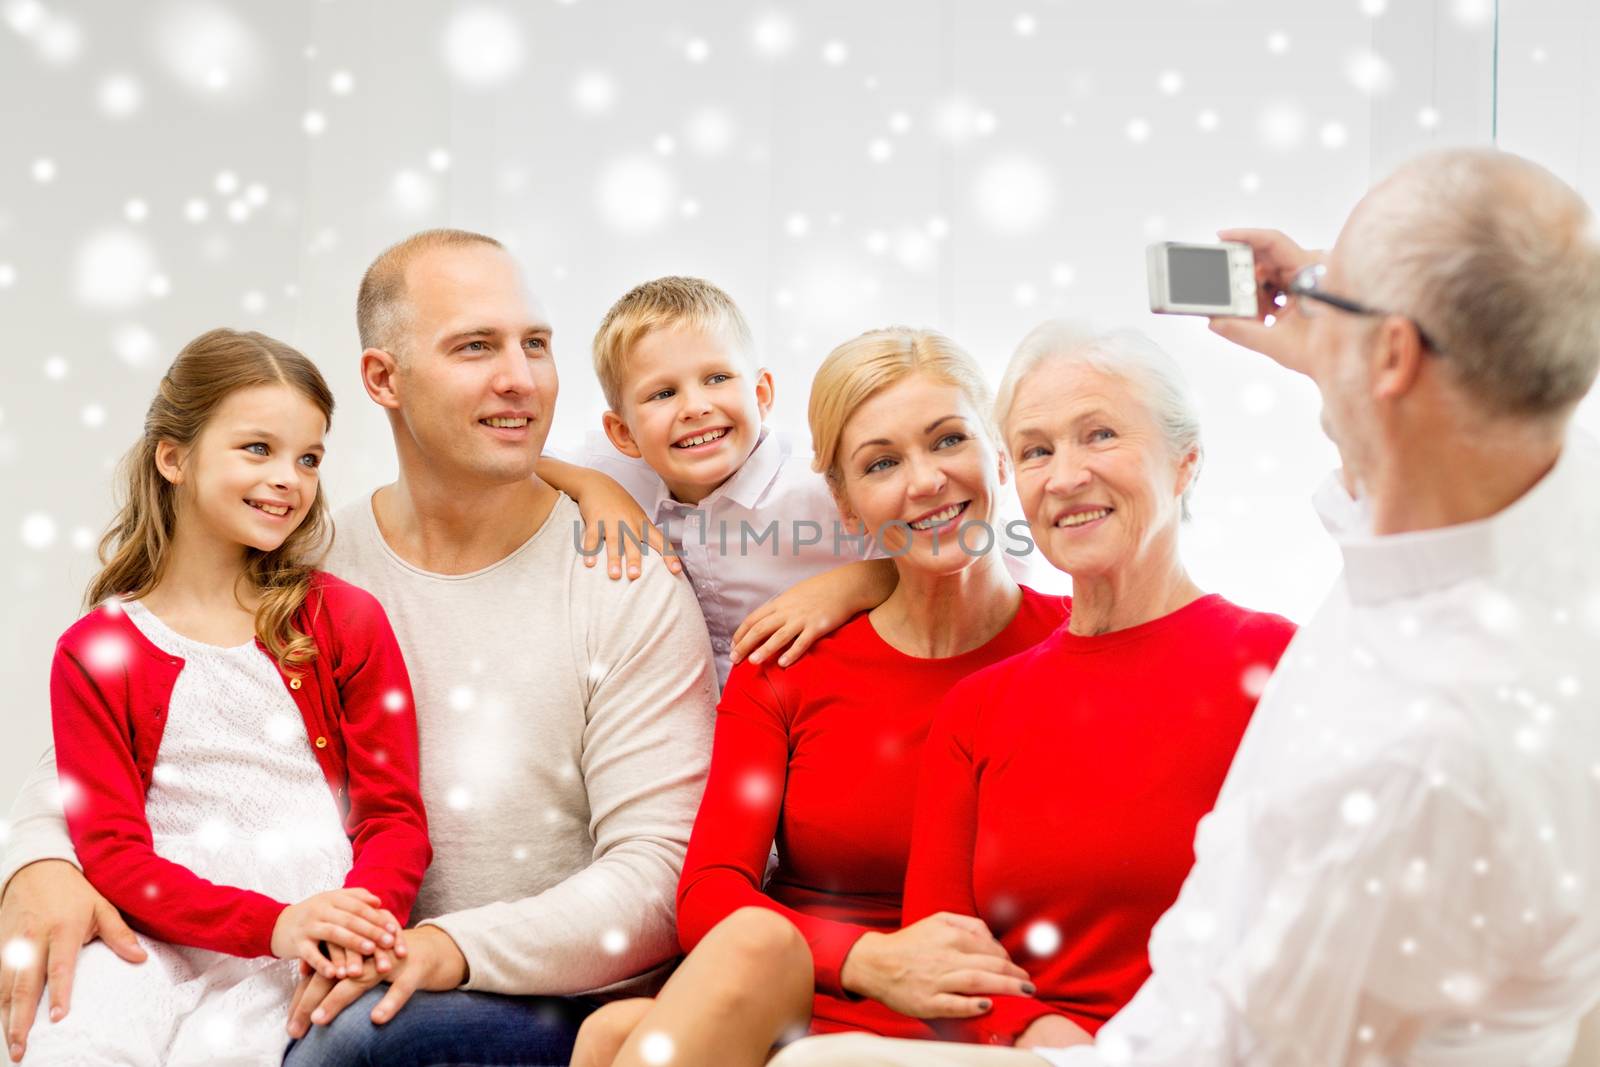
{"left": 0, "top": 0, "right": 1528, "bottom": 805}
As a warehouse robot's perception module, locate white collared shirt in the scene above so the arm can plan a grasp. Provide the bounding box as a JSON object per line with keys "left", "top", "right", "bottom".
{"left": 1044, "top": 433, "right": 1600, "bottom": 1067}
{"left": 558, "top": 427, "right": 1052, "bottom": 686}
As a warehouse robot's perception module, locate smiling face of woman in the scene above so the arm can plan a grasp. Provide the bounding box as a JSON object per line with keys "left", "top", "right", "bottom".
{"left": 834, "top": 371, "right": 1008, "bottom": 577}
{"left": 1005, "top": 358, "right": 1194, "bottom": 582}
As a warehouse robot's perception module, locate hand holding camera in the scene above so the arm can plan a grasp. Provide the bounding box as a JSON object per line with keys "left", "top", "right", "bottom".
{"left": 1148, "top": 229, "right": 1325, "bottom": 377}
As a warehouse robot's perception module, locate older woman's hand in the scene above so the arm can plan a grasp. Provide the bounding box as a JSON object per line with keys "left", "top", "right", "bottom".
{"left": 838, "top": 913, "right": 1034, "bottom": 1019}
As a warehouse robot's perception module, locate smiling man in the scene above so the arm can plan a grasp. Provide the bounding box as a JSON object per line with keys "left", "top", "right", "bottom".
{"left": 0, "top": 229, "right": 718, "bottom": 1067}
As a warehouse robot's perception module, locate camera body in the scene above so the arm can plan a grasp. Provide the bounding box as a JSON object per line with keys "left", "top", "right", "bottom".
{"left": 1147, "top": 241, "right": 1259, "bottom": 317}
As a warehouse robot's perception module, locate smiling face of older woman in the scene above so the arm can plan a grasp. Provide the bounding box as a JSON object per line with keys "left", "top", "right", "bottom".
{"left": 835, "top": 371, "right": 1008, "bottom": 577}
{"left": 1006, "top": 357, "right": 1195, "bottom": 582}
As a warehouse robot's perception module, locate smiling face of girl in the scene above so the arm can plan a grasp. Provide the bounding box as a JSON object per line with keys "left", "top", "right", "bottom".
{"left": 161, "top": 382, "right": 329, "bottom": 557}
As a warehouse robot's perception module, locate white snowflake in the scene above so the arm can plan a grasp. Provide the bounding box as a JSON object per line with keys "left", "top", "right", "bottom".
{"left": 442, "top": 6, "right": 523, "bottom": 88}
{"left": 20, "top": 512, "right": 57, "bottom": 550}
{"left": 1340, "top": 790, "right": 1377, "bottom": 826}
{"left": 111, "top": 322, "right": 159, "bottom": 366}
{"left": 685, "top": 108, "right": 734, "bottom": 155}
{"left": 98, "top": 74, "right": 144, "bottom": 118}
{"left": 1345, "top": 48, "right": 1394, "bottom": 96}
{"left": 391, "top": 169, "right": 438, "bottom": 215}
{"left": 1258, "top": 101, "right": 1307, "bottom": 150}
{"left": 198, "top": 818, "right": 230, "bottom": 851}
{"left": 2, "top": 937, "right": 38, "bottom": 970}
{"left": 972, "top": 154, "right": 1053, "bottom": 234}
{"left": 595, "top": 155, "right": 676, "bottom": 233}
{"left": 154, "top": 2, "right": 263, "bottom": 95}
{"left": 640, "top": 1031, "right": 675, "bottom": 1065}
{"left": 750, "top": 12, "right": 795, "bottom": 57}
{"left": 1024, "top": 919, "right": 1061, "bottom": 957}
{"left": 572, "top": 71, "right": 616, "bottom": 114}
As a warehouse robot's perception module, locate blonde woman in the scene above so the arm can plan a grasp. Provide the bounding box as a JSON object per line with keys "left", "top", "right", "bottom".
{"left": 570, "top": 328, "right": 1063, "bottom": 1067}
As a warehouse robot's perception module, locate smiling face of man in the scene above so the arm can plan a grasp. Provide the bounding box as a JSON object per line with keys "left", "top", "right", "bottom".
{"left": 378, "top": 242, "right": 559, "bottom": 488}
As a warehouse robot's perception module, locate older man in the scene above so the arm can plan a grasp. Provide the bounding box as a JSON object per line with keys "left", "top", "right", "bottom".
{"left": 773, "top": 148, "right": 1600, "bottom": 1067}
{"left": 0, "top": 228, "right": 717, "bottom": 1066}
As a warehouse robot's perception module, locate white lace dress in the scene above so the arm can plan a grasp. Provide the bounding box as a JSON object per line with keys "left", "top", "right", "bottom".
{"left": 30, "top": 600, "right": 353, "bottom": 1067}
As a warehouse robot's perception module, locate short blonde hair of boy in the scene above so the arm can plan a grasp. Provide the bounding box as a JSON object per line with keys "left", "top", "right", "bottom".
{"left": 808, "top": 327, "right": 998, "bottom": 495}
{"left": 592, "top": 276, "right": 755, "bottom": 410}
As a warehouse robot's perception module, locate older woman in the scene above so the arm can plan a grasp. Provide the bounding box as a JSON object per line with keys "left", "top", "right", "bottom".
{"left": 569, "top": 328, "right": 1066, "bottom": 1067}
{"left": 767, "top": 322, "right": 1297, "bottom": 1067}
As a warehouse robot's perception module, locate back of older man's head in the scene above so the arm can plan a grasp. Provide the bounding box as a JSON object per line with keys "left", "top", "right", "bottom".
{"left": 1341, "top": 148, "right": 1600, "bottom": 424}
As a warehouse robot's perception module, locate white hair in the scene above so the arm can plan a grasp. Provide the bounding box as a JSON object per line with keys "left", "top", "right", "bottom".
{"left": 996, "top": 319, "right": 1203, "bottom": 520}
{"left": 1342, "top": 147, "right": 1600, "bottom": 419}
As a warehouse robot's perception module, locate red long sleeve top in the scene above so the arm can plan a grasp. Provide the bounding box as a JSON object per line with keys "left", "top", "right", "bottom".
{"left": 903, "top": 593, "right": 1297, "bottom": 1045}
{"left": 677, "top": 587, "right": 1067, "bottom": 1037}
{"left": 50, "top": 571, "right": 431, "bottom": 959}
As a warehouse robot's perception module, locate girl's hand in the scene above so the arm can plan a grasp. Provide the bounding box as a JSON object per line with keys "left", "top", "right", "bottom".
{"left": 325, "top": 939, "right": 401, "bottom": 980}
{"left": 838, "top": 912, "right": 1034, "bottom": 1019}
{"left": 270, "top": 888, "right": 400, "bottom": 980}
{"left": 731, "top": 559, "right": 896, "bottom": 668}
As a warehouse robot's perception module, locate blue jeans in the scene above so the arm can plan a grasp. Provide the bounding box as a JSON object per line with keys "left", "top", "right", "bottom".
{"left": 281, "top": 987, "right": 595, "bottom": 1067}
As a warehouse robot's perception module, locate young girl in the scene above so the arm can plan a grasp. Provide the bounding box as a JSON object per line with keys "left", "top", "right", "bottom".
{"left": 27, "top": 328, "right": 431, "bottom": 1066}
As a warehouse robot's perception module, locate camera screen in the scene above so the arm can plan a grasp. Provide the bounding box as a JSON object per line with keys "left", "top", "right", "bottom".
{"left": 1168, "top": 247, "right": 1232, "bottom": 306}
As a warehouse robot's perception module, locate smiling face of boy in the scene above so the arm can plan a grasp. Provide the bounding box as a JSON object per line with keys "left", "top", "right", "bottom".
{"left": 602, "top": 321, "right": 774, "bottom": 505}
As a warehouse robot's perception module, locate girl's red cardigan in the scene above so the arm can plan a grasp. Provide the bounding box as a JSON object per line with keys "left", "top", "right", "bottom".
{"left": 50, "top": 571, "right": 431, "bottom": 959}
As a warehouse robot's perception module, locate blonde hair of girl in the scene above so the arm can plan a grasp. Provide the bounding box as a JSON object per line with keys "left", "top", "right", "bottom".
{"left": 86, "top": 328, "right": 336, "bottom": 667}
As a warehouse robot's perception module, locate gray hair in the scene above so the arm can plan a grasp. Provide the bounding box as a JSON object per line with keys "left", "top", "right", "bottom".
{"left": 996, "top": 320, "right": 1204, "bottom": 520}
{"left": 1341, "top": 148, "right": 1600, "bottom": 420}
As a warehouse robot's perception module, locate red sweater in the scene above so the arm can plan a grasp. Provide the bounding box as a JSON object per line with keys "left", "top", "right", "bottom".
{"left": 50, "top": 571, "right": 431, "bottom": 959}
{"left": 903, "top": 593, "right": 1296, "bottom": 1045}
{"left": 677, "top": 587, "right": 1067, "bottom": 1037}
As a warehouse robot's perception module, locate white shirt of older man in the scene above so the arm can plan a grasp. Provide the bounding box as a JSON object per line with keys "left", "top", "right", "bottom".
{"left": 1033, "top": 433, "right": 1600, "bottom": 1066}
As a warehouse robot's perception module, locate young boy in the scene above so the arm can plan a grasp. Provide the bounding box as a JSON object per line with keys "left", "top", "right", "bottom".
{"left": 552, "top": 276, "right": 1042, "bottom": 687}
